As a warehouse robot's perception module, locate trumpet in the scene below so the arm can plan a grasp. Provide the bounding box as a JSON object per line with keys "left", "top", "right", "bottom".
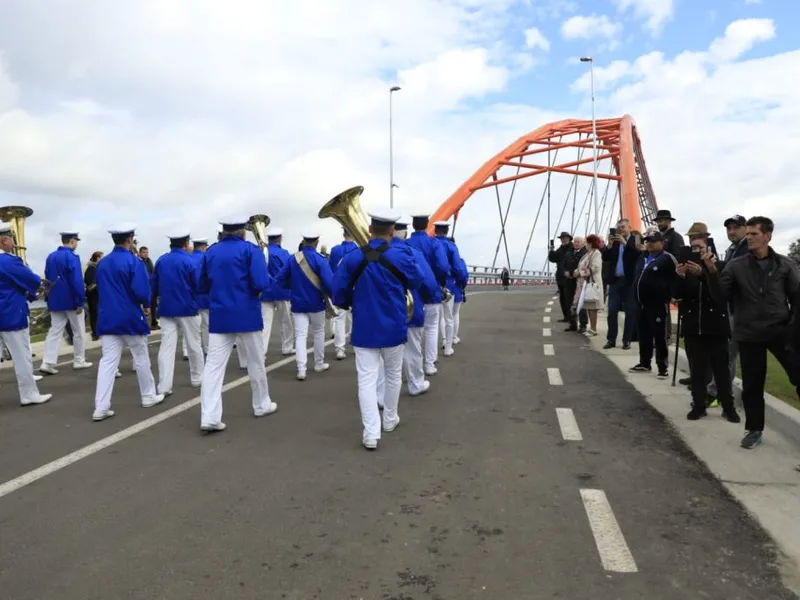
{"left": 318, "top": 185, "right": 414, "bottom": 321}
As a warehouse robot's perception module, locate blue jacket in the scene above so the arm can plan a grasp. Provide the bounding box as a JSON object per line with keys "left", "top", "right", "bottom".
{"left": 0, "top": 252, "right": 41, "bottom": 331}
{"left": 329, "top": 240, "right": 358, "bottom": 275}
{"left": 274, "top": 246, "right": 334, "bottom": 314}
{"left": 200, "top": 236, "right": 270, "bottom": 334}
{"left": 453, "top": 258, "right": 467, "bottom": 302}
{"left": 332, "top": 238, "right": 424, "bottom": 348}
{"left": 96, "top": 246, "right": 152, "bottom": 336}
{"left": 191, "top": 250, "right": 210, "bottom": 310}
{"left": 152, "top": 248, "right": 200, "bottom": 318}
{"left": 399, "top": 240, "right": 438, "bottom": 327}
{"left": 435, "top": 235, "right": 469, "bottom": 295}
{"left": 407, "top": 231, "right": 449, "bottom": 304}
{"left": 261, "top": 242, "right": 292, "bottom": 302}
{"left": 43, "top": 246, "right": 85, "bottom": 311}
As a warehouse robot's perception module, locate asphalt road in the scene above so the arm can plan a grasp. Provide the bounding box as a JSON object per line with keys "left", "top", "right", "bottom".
{"left": 0, "top": 288, "right": 796, "bottom": 600}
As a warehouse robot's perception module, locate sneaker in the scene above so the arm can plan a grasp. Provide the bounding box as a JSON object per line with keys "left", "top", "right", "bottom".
{"left": 362, "top": 438, "right": 378, "bottom": 450}
{"left": 20, "top": 393, "right": 52, "bottom": 406}
{"left": 254, "top": 402, "right": 278, "bottom": 417}
{"left": 39, "top": 364, "right": 58, "bottom": 375}
{"left": 335, "top": 349, "right": 346, "bottom": 360}
{"left": 296, "top": 371, "right": 307, "bottom": 381}
{"left": 629, "top": 364, "right": 651, "bottom": 373}
{"left": 73, "top": 360, "right": 93, "bottom": 370}
{"left": 657, "top": 370, "right": 669, "bottom": 379}
{"left": 741, "top": 430, "right": 763, "bottom": 449}
{"left": 722, "top": 407, "right": 741, "bottom": 423}
{"left": 92, "top": 409, "right": 115, "bottom": 421}
{"left": 410, "top": 381, "right": 431, "bottom": 397}
{"left": 686, "top": 406, "right": 707, "bottom": 420}
{"left": 424, "top": 366, "right": 438, "bottom": 376}
{"left": 453, "top": 336, "right": 461, "bottom": 345}
{"left": 314, "top": 363, "right": 330, "bottom": 373}
{"left": 443, "top": 348, "right": 455, "bottom": 357}
{"left": 141, "top": 394, "right": 165, "bottom": 408}
{"left": 201, "top": 422, "right": 226, "bottom": 432}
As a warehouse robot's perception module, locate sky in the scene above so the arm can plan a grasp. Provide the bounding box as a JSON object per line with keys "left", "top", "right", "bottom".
{"left": 0, "top": 0, "right": 798, "bottom": 274}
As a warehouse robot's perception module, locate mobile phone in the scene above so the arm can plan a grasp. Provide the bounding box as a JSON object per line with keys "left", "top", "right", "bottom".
{"left": 609, "top": 227, "right": 617, "bottom": 236}
{"left": 677, "top": 246, "right": 694, "bottom": 263}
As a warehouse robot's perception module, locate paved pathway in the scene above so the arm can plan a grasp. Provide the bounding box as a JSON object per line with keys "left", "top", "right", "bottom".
{"left": 0, "top": 289, "right": 797, "bottom": 599}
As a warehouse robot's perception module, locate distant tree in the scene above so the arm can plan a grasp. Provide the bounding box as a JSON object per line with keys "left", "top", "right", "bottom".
{"left": 789, "top": 239, "right": 800, "bottom": 263}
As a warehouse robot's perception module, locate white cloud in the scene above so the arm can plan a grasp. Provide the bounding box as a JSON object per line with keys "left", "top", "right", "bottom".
{"left": 708, "top": 18, "right": 776, "bottom": 62}
{"left": 561, "top": 14, "right": 623, "bottom": 42}
{"left": 614, "top": 0, "right": 674, "bottom": 35}
{"left": 524, "top": 27, "right": 550, "bottom": 52}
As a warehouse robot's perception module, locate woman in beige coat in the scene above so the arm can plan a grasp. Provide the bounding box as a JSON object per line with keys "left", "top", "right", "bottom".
{"left": 572, "top": 234, "right": 605, "bottom": 336}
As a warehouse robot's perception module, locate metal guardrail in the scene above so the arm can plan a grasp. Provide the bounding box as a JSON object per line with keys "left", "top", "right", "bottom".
{"left": 467, "top": 265, "right": 555, "bottom": 286}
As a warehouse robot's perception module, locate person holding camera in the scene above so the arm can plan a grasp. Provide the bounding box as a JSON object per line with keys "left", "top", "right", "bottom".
{"left": 673, "top": 234, "right": 740, "bottom": 422}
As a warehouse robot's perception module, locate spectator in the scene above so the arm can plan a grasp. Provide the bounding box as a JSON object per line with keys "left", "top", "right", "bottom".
{"left": 138, "top": 246, "right": 158, "bottom": 330}
{"left": 602, "top": 218, "right": 638, "bottom": 349}
{"left": 501, "top": 268, "right": 510, "bottom": 290}
{"left": 563, "top": 237, "right": 588, "bottom": 333}
{"left": 706, "top": 216, "right": 800, "bottom": 449}
{"left": 573, "top": 234, "right": 604, "bottom": 336}
{"left": 84, "top": 251, "right": 103, "bottom": 340}
{"left": 548, "top": 232, "right": 575, "bottom": 323}
{"left": 654, "top": 209, "right": 685, "bottom": 256}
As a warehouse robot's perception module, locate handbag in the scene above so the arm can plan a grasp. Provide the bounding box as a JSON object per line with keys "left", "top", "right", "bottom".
{"left": 583, "top": 251, "right": 603, "bottom": 303}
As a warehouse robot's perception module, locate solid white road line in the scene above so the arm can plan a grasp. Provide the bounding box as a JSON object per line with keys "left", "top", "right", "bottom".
{"left": 543, "top": 316, "right": 551, "bottom": 323}
{"left": 0, "top": 340, "right": 336, "bottom": 501}
{"left": 555, "top": 408, "right": 582, "bottom": 440}
{"left": 543, "top": 328, "right": 552, "bottom": 337}
{"left": 543, "top": 344, "right": 555, "bottom": 356}
{"left": 547, "top": 367, "right": 563, "bottom": 385}
{"left": 545, "top": 307, "right": 552, "bottom": 313}
{"left": 580, "top": 489, "right": 638, "bottom": 573}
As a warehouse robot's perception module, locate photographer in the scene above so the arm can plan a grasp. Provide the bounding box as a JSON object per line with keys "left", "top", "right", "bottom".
{"left": 673, "top": 237, "right": 740, "bottom": 423}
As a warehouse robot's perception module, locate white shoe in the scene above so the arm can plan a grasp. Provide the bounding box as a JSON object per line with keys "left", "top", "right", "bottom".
{"left": 159, "top": 390, "right": 174, "bottom": 397}
{"left": 20, "top": 393, "right": 52, "bottom": 406}
{"left": 314, "top": 363, "right": 330, "bottom": 373}
{"left": 115, "top": 370, "right": 122, "bottom": 378}
{"left": 335, "top": 349, "right": 346, "bottom": 360}
{"left": 296, "top": 371, "right": 307, "bottom": 381}
{"left": 254, "top": 402, "right": 278, "bottom": 417}
{"left": 443, "top": 348, "right": 455, "bottom": 357}
{"left": 141, "top": 394, "right": 165, "bottom": 408}
{"left": 453, "top": 336, "right": 461, "bottom": 345}
{"left": 282, "top": 350, "right": 295, "bottom": 356}
{"left": 201, "top": 422, "right": 226, "bottom": 432}
{"left": 410, "top": 380, "right": 431, "bottom": 396}
{"left": 424, "top": 366, "right": 438, "bottom": 376}
{"left": 362, "top": 438, "right": 378, "bottom": 450}
{"left": 39, "top": 364, "right": 58, "bottom": 375}
{"left": 33, "top": 374, "right": 43, "bottom": 382}
{"left": 73, "top": 361, "right": 93, "bottom": 370}
{"left": 383, "top": 417, "right": 400, "bottom": 432}
{"left": 93, "top": 409, "right": 115, "bottom": 421}
{"left": 191, "top": 382, "right": 202, "bottom": 388}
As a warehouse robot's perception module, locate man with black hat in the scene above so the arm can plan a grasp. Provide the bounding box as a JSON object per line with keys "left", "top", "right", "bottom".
{"left": 548, "top": 232, "right": 575, "bottom": 322}
{"left": 629, "top": 230, "right": 677, "bottom": 378}
{"left": 654, "top": 209, "right": 685, "bottom": 256}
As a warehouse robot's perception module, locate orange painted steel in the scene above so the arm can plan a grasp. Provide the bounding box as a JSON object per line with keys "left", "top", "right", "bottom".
{"left": 428, "top": 114, "right": 648, "bottom": 234}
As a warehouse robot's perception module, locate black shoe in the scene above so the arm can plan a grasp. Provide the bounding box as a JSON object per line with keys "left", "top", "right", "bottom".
{"left": 687, "top": 406, "right": 707, "bottom": 420}
{"left": 578, "top": 326, "right": 587, "bottom": 333}
{"left": 621, "top": 342, "right": 631, "bottom": 350}
{"left": 629, "top": 364, "right": 651, "bottom": 373}
{"left": 603, "top": 342, "right": 615, "bottom": 349}
{"left": 678, "top": 377, "right": 691, "bottom": 386}
{"left": 558, "top": 318, "right": 570, "bottom": 323}
{"left": 657, "top": 369, "right": 669, "bottom": 379}
{"left": 722, "top": 407, "right": 741, "bottom": 423}
{"left": 564, "top": 326, "right": 577, "bottom": 332}
{"left": 741, "top": 431, "right": 763, "bottom": 449}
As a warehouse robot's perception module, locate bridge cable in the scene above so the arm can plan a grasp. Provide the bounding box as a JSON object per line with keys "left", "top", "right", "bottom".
{"left": 490, "top": 159, "right": 521, "bottom": 269}
{"left": 546, "top": 145, "right": 551, "bottom": 275}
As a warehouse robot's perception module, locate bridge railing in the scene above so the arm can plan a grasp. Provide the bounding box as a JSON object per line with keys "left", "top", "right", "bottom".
{"left": 467, "top": 265, "right": 555, "bottom": 286}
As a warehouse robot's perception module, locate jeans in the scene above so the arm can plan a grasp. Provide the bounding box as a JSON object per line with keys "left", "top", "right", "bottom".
{"left": 606, "top": 278, "right": 635, "bottom": 345}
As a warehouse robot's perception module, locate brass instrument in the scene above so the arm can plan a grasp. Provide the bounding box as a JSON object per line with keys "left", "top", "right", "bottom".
{"left": 245, "top": 214, "right": 271, "bottom": 265}
{"left": 318, "top": 186, "right": 414, "bottom": 321}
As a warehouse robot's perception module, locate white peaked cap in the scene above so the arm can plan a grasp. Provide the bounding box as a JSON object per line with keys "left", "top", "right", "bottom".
{"left": 59, "top": 230, "right": 80, "bottom": 237}
{"left": 219, "top": 216, "right": 248, "bottom": 229}
{"left": 367, "top": 208, "right": 400, "bottom": 225}
{"left": 394, "top": 216, "right": 410, "bottom": 227}
{"left": 166, "top": 229, "right": 191, "bottom": 240}
{"left": 192, "top": 237, "right": 208, "bottom": 244}
{"left": 217, "top": 224, "right": 224, "bottom": 233}
{"left": 302, "top": 230, "right": 320, "bottom": 239}
{"left": 108, "top": 222, "right": 137, "bottom": 235}
{"left": 410, "top": 213, "right": 430, "bottom": 218}
{"left": 0, "top": 221, "right": 12, "bottom": 234}
{"left": 433, "top": 220, "right": 450, "bottom": 228}
{"left": 266, "top": 227, "right": 284, "bottom": 237}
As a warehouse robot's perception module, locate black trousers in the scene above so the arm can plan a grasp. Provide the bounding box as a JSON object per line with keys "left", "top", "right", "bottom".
{"left": 563, "top": 279, "right": 587, "bottom": 328}
{"left": 87, "top": 290, "right": 99, "bottom": 336}
{"left": 638, "top": 302, "right": 669, "bottom": 371}
{"left": 738, "top": 337, "right": 800, "bottom": 432}
{"left": 557, "top": 281, "right": 570, "bottom": 320}
{"left": 684, "top": 335, "right": 734, "bottom": 409}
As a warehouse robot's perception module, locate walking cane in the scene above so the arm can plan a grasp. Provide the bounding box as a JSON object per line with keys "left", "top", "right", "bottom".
{"left": 671, "top": 305, "right": 682, "bottom": 387}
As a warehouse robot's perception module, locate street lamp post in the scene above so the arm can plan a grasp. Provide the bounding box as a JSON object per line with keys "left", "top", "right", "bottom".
{"left": 580, "top": 57, "right": 600, "bottom": 234}
{"left": 389, "top": 85, "right": 401, "bottom": 209}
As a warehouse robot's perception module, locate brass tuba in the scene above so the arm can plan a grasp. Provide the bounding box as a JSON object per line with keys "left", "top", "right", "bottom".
{"left": 319, "top": 186, "right": 414, "bottom": 321}
{"left": 245, "top": 213, "right": 271, "bottom": 266}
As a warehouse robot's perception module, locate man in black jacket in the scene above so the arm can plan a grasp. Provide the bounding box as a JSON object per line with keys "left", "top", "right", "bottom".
{"left": 548, "top": 232, "right": 574, "bottom": 322}
{"left": 706, "top": 216, "right": 800, "bottom": 449}
{"left": 673, "top": 236, "right": 740, "bottom": 423}
{"left": 563, "top": 237, "right": 588, "bottom": 332}
{"left": 654, "top": 209, "right": 685, "bottom": 256}
{"left": 629, "top": 231, "right": 677, "bottom": 378}
{"left": 602, "top": 218, "right": 639, "bottom": 349}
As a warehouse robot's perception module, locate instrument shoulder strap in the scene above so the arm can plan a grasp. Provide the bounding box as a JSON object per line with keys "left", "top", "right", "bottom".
{"left": 350, "top": 244, "right": 408, "bottom": 290}
{"left": 293, "top": 251, "right": 323, "bottom": 291}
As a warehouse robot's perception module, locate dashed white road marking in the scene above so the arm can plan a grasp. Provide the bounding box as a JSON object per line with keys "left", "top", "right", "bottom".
{"left": 543, "top": 316, "right": 551, "bottom": 323}
{"left": 545, "top": 307, "right": 552, "bottom": 313}
{"left": 547, "top": 300, "right": 554, "bottom": 306}
{"left": 580, "top": 489, "right": 638, "bottom": 573}
{"left": 547, "top": 367, "right": 563, "bottom": 385}
{"left": 543, "top": 328, "right": 552, "bottom": 337}
{"left": 555, "top": 408, "right": 582, "bottom": 440}
{"left": 544, "top": 344, "right": 555, "bottom": 356}
{"left": 0, "top": 339, "right": 337, "bottom": 501}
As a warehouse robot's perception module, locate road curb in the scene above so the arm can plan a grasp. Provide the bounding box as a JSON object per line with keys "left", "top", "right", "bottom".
{"left": 668, "top": 345, "right": 800, "bottom": 451}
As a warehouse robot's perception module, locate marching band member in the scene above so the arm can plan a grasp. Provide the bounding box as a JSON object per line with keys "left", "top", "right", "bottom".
{"left": 452, "top": 252, "right": 467, "bottom": 344}
{"left": 274, "top": 230, "right": 334, "bottom": 380}
{"left": 181, "top": 237, "right": 211, "bottom": 360}
{"left": 92, "top": 223, "right": 163, "bottom": 421}
{"left": 199, "top": 217, "right": 276, "bottom": 432}
{"left": 407, "top": 214, "right": 449, "bottom": 375}
{"left": 0, "top": 222, "right": 52, "bottom": 406}
{"left": 38, "top": 230, "right": 93, "bottom": 375}
{"left": 332, "top": 209, "right": 424, "bottom": 450}
{"left": 152, "top": 230, "right": 204, "bottom": 396}
{"left": 328, "top": 228, "right": 358, "bottom": 360}
{"left": 259, "top": 227, "right": 295, "bottom": 360}
{"left": 433, "top": 221, "right": 468, "bottom": 357}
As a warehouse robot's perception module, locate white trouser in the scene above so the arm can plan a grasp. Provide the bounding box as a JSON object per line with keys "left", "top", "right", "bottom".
{"left": 423, "top": 304, "right": 440, "bottom": 369}
{"left": 182, "top": 309, "right": 209, "bottom": 357}
{"left": 403, "top": 327, "right": 425, "bottom": 394}
{"left": 441, "top": 297, "right": 455, "bottom": 351}
{"left": 453, "top": 301, "right": 462, "bottom": 340}
{"left": 276, "top": 301, "right": 294, "bottom": 354}
{"left": 333, "top": 308, "right": 351, "bottom": 352}
{"left": 0, "top": 328, "right": 42, "bottom": 403}
{"left": 200, "top": 331, "right": 271, "bottom": 425}
{"left": 158, "top": 316, "right": 204, "bottom": 393}
{"left": 261, "top": 301, "right": 276, "bottom": 360}
{"left": 94, "top": 335, "right": 157, "bottom": 412}
{"left": 355, "top": 344, "right": 404, "bottom": 441}
{"left": 293, "top": 311, "right": 326, "bottom": 372}
{"left": 43, "top": 310, "right": 87, "bottom": 365}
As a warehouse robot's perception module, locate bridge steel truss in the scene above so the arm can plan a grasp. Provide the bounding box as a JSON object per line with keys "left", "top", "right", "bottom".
{"left": 426, "top": 115, "right": 659, "bottom": 272}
